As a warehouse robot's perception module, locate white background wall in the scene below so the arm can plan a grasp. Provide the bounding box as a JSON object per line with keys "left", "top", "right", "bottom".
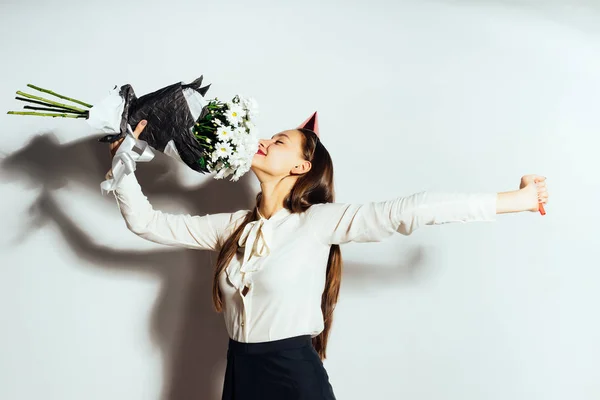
{"left": 1, "top": 0, "right": 599, "bottom": 399}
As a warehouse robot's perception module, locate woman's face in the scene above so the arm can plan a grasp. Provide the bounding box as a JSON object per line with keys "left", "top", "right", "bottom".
{"left": 251, "top": 129, "right": 311, "bottom": 179}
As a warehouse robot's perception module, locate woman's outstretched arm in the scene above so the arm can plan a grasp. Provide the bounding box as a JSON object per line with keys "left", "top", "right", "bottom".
{"left": 110, "top": 171, "right": 244, "bottom": 251}
{"left": 306, "top": 175, "right": 548, "bottom": 246}
{"left": 105, "top": 120, "right": 246, "bottom": 251}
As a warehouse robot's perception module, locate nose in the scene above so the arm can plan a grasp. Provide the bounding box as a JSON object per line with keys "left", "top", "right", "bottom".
{"left": 258, "top": 138, "right": 272, "bottom": 151}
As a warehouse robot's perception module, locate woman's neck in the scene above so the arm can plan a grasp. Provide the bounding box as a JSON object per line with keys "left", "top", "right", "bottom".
{"left": 258, "top": 176, "right": 296, "bottom": 219}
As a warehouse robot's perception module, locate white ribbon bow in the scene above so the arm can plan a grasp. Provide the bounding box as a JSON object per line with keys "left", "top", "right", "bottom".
{"left": 225, "top": 218, "right": 273, "bottom": 289}
{"left": 100, "top": 128, "right": 155, "bottom": 195}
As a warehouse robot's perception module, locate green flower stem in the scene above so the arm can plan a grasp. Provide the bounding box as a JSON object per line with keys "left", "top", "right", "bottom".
{"left": 194, "top": 129, "right": 215, "bottom": 135}
{"left": 24, "top": 105, "right": 86, "bottom": 114}
{"left": 15, "top": 96, "right": 80, "bottom": 112}
{"left": 27, "top": 84, "right": 93, "bottom": 108}
{"left": 15, "top": 91, "right": 88, "bottom": 113}
{"left": 192, "top": 139, "right": 212, "bottom": 149}
{"left": 7, "top": 111, "right": 87, "bottom": 118}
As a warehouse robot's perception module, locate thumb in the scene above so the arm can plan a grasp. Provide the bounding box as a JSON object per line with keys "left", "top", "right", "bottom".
{"left": 132, "top": 119, "right": 147, "bottom": 139}
{"left": 533, "top": 175, "right": 547, "bottom": 184}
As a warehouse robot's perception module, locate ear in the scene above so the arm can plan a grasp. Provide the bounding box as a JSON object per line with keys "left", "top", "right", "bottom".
{"left": 291, "top": 160, "right": 312, "bottom": 175}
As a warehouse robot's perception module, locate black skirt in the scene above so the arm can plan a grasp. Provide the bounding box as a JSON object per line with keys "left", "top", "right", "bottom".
{"left": 222, "top": 334, "right": 337, "bottom": 400}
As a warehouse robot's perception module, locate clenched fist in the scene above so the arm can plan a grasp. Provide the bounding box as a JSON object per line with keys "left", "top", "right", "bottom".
{"left": 519, "top": 174, "right": 549, "bottom": 213}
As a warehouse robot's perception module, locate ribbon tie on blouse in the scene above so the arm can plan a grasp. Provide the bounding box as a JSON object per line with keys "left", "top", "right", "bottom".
{"left": 225, "top": 217, "right": 274, "bottom": 290}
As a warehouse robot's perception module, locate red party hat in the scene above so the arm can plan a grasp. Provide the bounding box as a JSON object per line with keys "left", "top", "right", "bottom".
{"left": 297, "top": 111, "right": 319, "bottom": 137}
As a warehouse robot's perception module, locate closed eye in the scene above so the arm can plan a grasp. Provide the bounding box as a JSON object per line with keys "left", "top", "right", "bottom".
{"left": 275, "top": 140, "right": 283, "bottom": 144}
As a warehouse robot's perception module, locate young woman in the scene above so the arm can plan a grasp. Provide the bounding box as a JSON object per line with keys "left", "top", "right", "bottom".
{"left": 107, "top": 116, "right": 549, "bottom": 400}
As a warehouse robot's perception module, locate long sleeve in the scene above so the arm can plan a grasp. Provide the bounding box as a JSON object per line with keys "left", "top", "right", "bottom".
{"left": 306, "top": 191, "right": 497, "bottom": 245}
{"left": 112, "top": 171, "right": 245, "bottom": 251}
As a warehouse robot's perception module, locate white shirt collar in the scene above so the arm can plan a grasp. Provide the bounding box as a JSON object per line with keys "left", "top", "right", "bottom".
{"left": 256, "top": 207, "right": 291, "bottom": 222}
{"left": 226, "top": 207, "right": 292, "bottom": 291}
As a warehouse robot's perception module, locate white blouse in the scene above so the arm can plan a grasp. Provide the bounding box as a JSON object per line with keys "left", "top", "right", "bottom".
{"left": 112, "top": 171, "right": 497, "bottom": 343}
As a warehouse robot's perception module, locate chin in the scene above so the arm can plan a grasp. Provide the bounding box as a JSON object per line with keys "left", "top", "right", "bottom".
{"left": 249, "top": 164, "right": 262, "bottom": 175}
{"left": 250, "top": 156, "right": 266, "bottom": 170}
{"left": 249, "top": 164, "right": 274, "bottom": 179}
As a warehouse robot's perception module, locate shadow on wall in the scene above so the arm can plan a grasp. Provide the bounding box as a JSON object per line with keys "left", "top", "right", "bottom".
{"left": 0, "top": 131, "right": 429, "bottom": 400}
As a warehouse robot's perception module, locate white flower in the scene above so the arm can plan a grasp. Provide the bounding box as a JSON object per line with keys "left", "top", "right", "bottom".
{"left": 240, "top": 96, "right": 259, "bottom": 118}
{"left": 243, "top": 119, "right": 255, "bottom": 131}
{"left": 214, "top": 167, "right": 234, "bottom": 180}
{"left": 233, "top": 170, "right": 245, "bottom": 180}
{"left": 238, "top": 95, "right": 254, "bottom": 109}
{"left": 216, "top": 126, "right": 233, "bottom": 142}
{"left": 227, "top": 155, "right": 239, "bottom": 167}
{"left": 228, "top": 149, "right": 248, "bottom": 167}
{"left": 225, "top": 104, "right": 245, "bottom": 125}
{"left": 233, "top": 160, "right": 251, "bottom": 181}
{"left": 243, "top": 119, "right": 258, "bottom": 138}
{"left": 215, "top": 141, "right": 233, "bottom": 158}
{"left": 228, "top": 128, "right": 245, "bottom": 146}
{"left": 229, "top": 137, "right": 241, "bottom": 148}
{"left": 213, "top": 118, "right": 222, "bottom": 126}
{"left": 212, "top": 145, "right": 255, "bottom": 181}
{"left": 242, "top": 134, "right": 259, "bottom": 151}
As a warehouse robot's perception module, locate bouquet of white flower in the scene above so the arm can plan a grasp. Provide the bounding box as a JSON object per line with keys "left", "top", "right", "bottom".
{"left": 193, "top": 95, "right": 259, "bottom": 181}
{"left": 7, "top": 76, "right": 260, "bottom": 191}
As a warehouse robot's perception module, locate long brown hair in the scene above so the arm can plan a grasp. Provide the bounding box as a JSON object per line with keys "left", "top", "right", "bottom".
{"left": 211, "top": 128, "right": 342, "bottom": 360}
